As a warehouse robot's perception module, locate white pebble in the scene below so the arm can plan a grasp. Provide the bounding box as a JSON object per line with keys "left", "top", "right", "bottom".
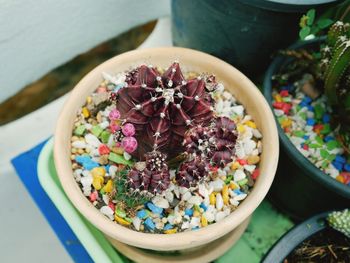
{"left": 99, "top": 121, "right": 109, "bottom": 129}
{"left": 252, "top": 129, "right": 262, "bottom": 139}
{"left": 274, "top": 109, "right": 284, "bottom": 116}
{"left": 132, "top": 217, "right": 141, "bottom": 231}
{"left": 232, "top": 105, "right": 244, "bottom": 116}
{"left": 215, "top": 211, "right": 227, "bottom": 222}
{"left": 152, "top": 196, "right": 169, "bottom": 209}
{"left": 234, "top": 169, "right": 246, "bottom": 181}
{"left": 243, "top": 139, "right": 256, "bottom": 155}
{"left": 123, "top": 152, "right": 131, "bottom": 160}
{"left": 230, "top": 198, "right": 239, "bottom": 206}
{"left": 188, "top": 195, "right": 202, "bottom": 206}
{"left": 165, "top": 190, "right": 174, "bottom": 203}
{"left": 234, "top": 193, "right": 248, "bottom": 201}
{"left": 100, "top": 206, "right": 114, "bottom": 220}
{"left": 72, "top": 140, "right": 86, "bottom": 149}
{"left": 102, "top": 194, "right": 109, "bottom": 205}
{"left": 209, "top": 179, "right": 224, "bottom": 192}
{"left": 85, "top": 134, "right": 101, "bottom": 148}
{"left": 198, "top": 184, "right": 209, "bottom": 198}
{"left": 81, "top": 175, "right": 93, "bottom": 187}
{"left": 169, "top": 169, "right": 176, "bottom": 179}
{"left": 244, "top": 164, "right": 256, "bottom": 173}
{"left": 182, "top": 191, "right": 192, "bottom": 201}
{"left": 181, "top": 221, "right": 190, "bottom": 230}
{"left": 190, "top": 217, "right": 200, "bottom": 228}
{"left": 204, "top": 211, "right": 215, "bottom": 222}
{"left": 216, "top": 193, "right": 224, "bottom": 210}
{"left": 108, "top": 165, "right": 118, "bottom": 176}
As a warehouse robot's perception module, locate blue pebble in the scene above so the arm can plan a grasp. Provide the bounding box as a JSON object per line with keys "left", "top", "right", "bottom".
{"left": 200, "top": 203, "right": 208, "bottom": 211}
{"left": 234, "top": 189, "right": 243, "bottom": 195}
{"left": 185, "top": 209, "right": 193, "bottom": 216}
{"left": 137, "top": 209, "right": 148, "bottom": 219}
{"left": 299, "top": 101, "right": 308, "bottom": 107}
{"left": 303, "top": 96, "right": 312, "bottom": 104}
{"left": 306, "top": 118, "right": 316, "bottom": 126}
{"left": 75, "top": 155, "right": 91, "bottom": 164}
{"left": 192, "top": 226, "right": 200, "bottom": 231}
{"left": 344, "top": 164, "right": 350, "bottom": 172}
{"left": 303, "top": 135, "right": 310, "bottom": 140}
{"left": 144, "top": 218, "right": 155, "bottom": 230}
{"left": 332, "top": 161, "right": 343, "bottom": 171}
{"left": 84, "top": 161, "right": 99, "bottom": 170}
{"left": 335, "top": 155, "right": 346, "bottom": 164}
{"left": 163, "top": 223, "right": 173, "bottom": 230}
{"left": 104, "top": 164, "right": 111, "bottom": 172}
{"left": 322, "top": 114, "right": 330, "bottom": 123}
{"left": 307, "top": 105, "right": 314, "bottom": 112}
{"left": 147, "top": 203, "right": 163, "bottom": 214}
{"left": 324, "top": 136, "right": 334, "bottom": 143}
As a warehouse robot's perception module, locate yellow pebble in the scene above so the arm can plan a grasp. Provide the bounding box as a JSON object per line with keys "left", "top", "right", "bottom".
{"left": 86, "top": 96, "right": 92, "bottom": 104}
{"left": 245, "top": 121, "right": 257, "bottom": 129}
{"left": 237, "top": 124, "right": 245, "bottom": 133}
{"left": 281, "top": 118, "right": 292, "bottom": 128}
{"left": 230, "top": 161, "right": 240, "bottom": 170}
{"left": 274, "top": 94, "right": 282, "bottom": 102}
{"left": 201, "top": 215, "right": 208, "bottom": 227}
{"left": 209, "top": 193, "right": 216, "bottom": 205}
{"left": 164, "top": 229, "right": 177, "bottom": 234}
{"left": 229, "top": 181, "right": 238, "bottom": 190}
{"left": 82, "top": 107, "right": 90, "bottom": 118}
{"left": 222, "top": 185, "right": 229, "bottom": 205}
{"left": 247, "top": 155, "right": 260, "bottom": 165}
{"left": 193, "top": 210, "right": 200, "bottom": 217}
{"left": 91, "top": 167, "right": 106, "bottom": 178}
{"left": 115, "top": 215, "right": 131, "bottom": 226}
{"left": 103, "top": 180, "right": 114, "bottom": 193}
{"left": 92, "top": 175, "right": 104, "bottom": 190}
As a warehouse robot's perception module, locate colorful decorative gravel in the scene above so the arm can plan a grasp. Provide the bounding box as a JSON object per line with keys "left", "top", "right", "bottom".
{"left": 272, "top": 85, "right": 350, "bottom": 186}
{"left": 70, "top": 62, "right": 263, "bottom": 233}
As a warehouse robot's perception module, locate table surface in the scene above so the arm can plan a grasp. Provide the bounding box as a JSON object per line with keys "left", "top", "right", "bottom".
{"left": 0, "top": 17, "right": 171, "bottom": 263}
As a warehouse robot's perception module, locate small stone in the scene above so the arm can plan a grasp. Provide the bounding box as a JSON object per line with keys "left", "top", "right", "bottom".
{"left": 216, "top": 193, "right": 224, "bottom": 210}
{"left": 215, "top": 211, "right": 227, "bottom": 222}
{"left": 147, "top": 203, "right": 163, "bottom": 214}
{"left": 182, "top": 191, "right": 192, "bottom": 201}
{"left": 137, "top": 210, "right": 148, "bottom": 219}
{"left": 100, "top": 206, "right": 114, "bottom": 220}
{"left": 85, "top": 134, "right": 101, "bottom": 148}
{"left": 188, "top": 195, "right": 202, "bottom": 205}
{"left": 190, "top": 217, "right": 200, "bottom": 228}
{"left": 144, "top": 218, "right": 156, "bottom": 231}
{"left": 165, "top": 190, "right": 174, "bottom": 203}
{"left": 247, "top": 155, "right": 260, "bottom": 165}
{"left": 209, "top": 179, "right": 225, "bottom": 192}
{"left": 72, "top": 140, "right": 86, "bottom": 149}
{"left": 152, "top": 196, "right": 170, "bottom": 209}
{"left": 234, "top": 169, "right": 246, "bottom": 181}
{"left": 132, "top": 217, "right": 141, "bottom": 231}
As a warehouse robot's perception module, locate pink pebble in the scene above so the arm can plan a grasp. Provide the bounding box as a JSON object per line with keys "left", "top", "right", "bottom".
{"left": 122, "top": 123, "right": 136, "bottom": 137}
{"left": 109, "top": 109, "right": 121, "bottom": 120}
{"left": 121, "top": 136, "right": 138, "bottom": 153}
{"left": 108, "top": 202, "right": 115, "bottom": 212}
{"left": 89, "top": 191, "right": 98, "bottom": 202}
{"left": 98, "top": 144, "right": 110, "bottom": 155}
{"left": 109, "top": 123, "right": 120, "bottom": 133}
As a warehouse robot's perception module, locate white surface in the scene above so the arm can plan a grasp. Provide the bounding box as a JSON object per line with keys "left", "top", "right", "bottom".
{"left": 0, "top": 0, "right": 170, "bottom": 103}
{"left": 0, "top": 17, "right": 172, "bottom": 262}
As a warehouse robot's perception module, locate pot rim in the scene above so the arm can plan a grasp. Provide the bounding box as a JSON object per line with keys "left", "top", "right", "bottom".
{"left": 262, "top": 211, "right": 329, "bottom": 262}
{"left": 54, "top": 47, "right": 279, "bottom": 250}
{"left": 263, "top": 37, "right": 350, "bottom": 199}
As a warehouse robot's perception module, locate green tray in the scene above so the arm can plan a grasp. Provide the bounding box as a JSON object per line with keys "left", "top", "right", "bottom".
{"left": 37, "top": 138, "right": 294, "bottom": 262}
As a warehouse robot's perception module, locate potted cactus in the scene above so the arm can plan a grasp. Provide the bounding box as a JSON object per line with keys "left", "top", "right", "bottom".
{"left": 54, "top": 47, "right": 279, "bottom": 262}
{"left": 263, "top": 209, "right": 350, "bottom": 262}
{"left": 264, "top": 8, "right": 350, "bottom": 220}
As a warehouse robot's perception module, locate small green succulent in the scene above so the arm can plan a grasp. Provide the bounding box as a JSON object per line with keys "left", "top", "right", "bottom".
{"left": 327, "top": 209, "right": 350, "bottom": 238}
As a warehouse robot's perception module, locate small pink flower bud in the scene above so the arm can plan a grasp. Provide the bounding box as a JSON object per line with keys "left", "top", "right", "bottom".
{"left": 122, "top": 123, "right": 136, "bottom": 137}
{"left": 109, "top": 109, "right": 120, "bottom": 120}
{"left": 121, "top": 136, "right": 138, "bottom": 153}
{"left": 109, "top": 123, "right": 120, "bottom": 133}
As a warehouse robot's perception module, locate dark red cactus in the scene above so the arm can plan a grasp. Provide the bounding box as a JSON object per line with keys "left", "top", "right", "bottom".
{"left": 128, "top": 151, "right": 170, "bottom": 194}
{"left": 113, "top": 62, "right": 215, "bottom": 159}
{"left": 176, "top": 157, "right": 209, "bottom": 187}
{"left": 183, "top": 117, "right": 237, "bottom": 167}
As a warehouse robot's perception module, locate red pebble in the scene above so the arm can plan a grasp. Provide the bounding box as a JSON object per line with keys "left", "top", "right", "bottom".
{"left": 302, "top": 144, "right": 309, "bottom": 150}
{"left": 98, "top": 144, "right": 110, "bottom": 155}
{"left": 280, "top": 90, "right": 289, "bottom": 97}
{"left": 282, "top": 103, "right": 292, "bottom": 114}
{"left": 108, "top": 202, "right": 115, "bottom": 212}
{"left": 237, "top": 159, "right": 248, "bottom": 165}
{"left": 96, "top": 86, "right": 107, "bottom": 93}
{"left": 340, "top": 172, "right": 350, "bottom": 184}
{"left": 89, "top": 191, "right": 98, "bottom": 202}
{"left": 208, "top": 164, "right": 218, "bottom": 172}
{"left": 272, "top": 102, "right": 284, "bottom": 109}
{"left": 252, "top": 169, "right": 260, "bottom": 180}
{"left": 313, "top": 124, "right": 324, "bottom": 133}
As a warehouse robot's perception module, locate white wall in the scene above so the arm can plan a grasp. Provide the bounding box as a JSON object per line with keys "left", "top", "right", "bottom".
{"left": 0, "top": 0, "right": 170, "bottom": 103}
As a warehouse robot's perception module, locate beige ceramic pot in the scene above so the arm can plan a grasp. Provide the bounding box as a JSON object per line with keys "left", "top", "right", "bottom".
{"left": 54, "top": 47, "right": 279, "bottom": 261}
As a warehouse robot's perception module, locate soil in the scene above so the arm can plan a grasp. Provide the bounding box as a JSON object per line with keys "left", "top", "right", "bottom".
{"left": 285, "top": 227, "right": 350, "bottom": 263}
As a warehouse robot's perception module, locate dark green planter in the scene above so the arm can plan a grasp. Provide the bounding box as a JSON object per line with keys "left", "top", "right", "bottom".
{"left": 262, "top": 211, "right": 330, "bottom": 262}
{"left": 263, "top": 38, "right": 350, "bottom": 221}
{"left": 171, "top": 0, "right": 339, "bottom": 79}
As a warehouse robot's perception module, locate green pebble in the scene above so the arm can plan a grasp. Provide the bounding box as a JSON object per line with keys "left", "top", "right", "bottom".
{"left": 108, "top": 152, "right": 133, "bottom": 166}
{"left": 100, "top": 130, "right": 111, "bottom": 144}
{"left": 309, "top": 143, "right": 320, "bottom": 149}
{"left": 321, "top": 160, "right": 329, "bottom": 169}
{"left": 74, "top": 125, "right": 86, "bottom": 136}
{"left": 92, "top": 125, "right": 103, "bottom": 137}
{"left": 238, "top": 178, "right": 248, "bottom": 186}
{"left": 296, "top": 105, "right": 302, "bottom": 112}
{"left": 326, "top": 140, "right": 338, "bottom": 151}
{"left": 314, "top": 104, "right": 325, "bottom": 120}
{"left": 315, "top": 136, "right": 324, "bottom": 145}
{"left": 293, "top": 130, "right": 305, "bottom": 137}
{"left": 320, "top": 149, "right": 330, "bottom": 159}
{"left": 116, "top": 208, "right": 126, "bottom": 218}
{"left": 225, "top": 174, "right": 233, "bottom": 184}
{"left": 327, "top": 154, "right": 336, "bottom": 162}
{"left": 321, "top": 124, "right": 331, "bottom": 134}
{"left": 194, "top": 205, "right": 201, "bottom": 212}
{"left": 100, "top": 189, "right": 105, "bottom": 195}
{"left": 124, "top": 217, "right": 133, "bottom": 223}
{"left": 299, "top": 112, "right": 307, "bottom": 120}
